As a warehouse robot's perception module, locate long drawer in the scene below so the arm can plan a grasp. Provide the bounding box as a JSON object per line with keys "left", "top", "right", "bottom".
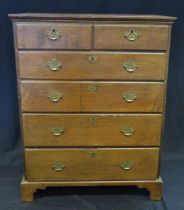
{"left": 23, "top": 114, "right": 162, "bottom": 147}
{"left": 16, "top": 23, "right": 92, "bottom": 49}
{"left": 94, "top": 24, "right": 169, "bottom": 50}
{"left": 20, "top": 81, "right": 164, "bottom": 112}
{"left": 25, "top": 148, "right": 159, "bottom": 181}
{"left": 18, "top": 51, "right": 167, "bottom": 80}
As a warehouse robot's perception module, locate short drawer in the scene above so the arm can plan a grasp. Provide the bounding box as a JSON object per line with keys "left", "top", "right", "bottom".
{"left": 18, "top": 51, "right": 167, "bottom": 80}
{"left": 16, "top": 23, "right": 92, "bottom": 49}
{"left": 94, "top": 24, "right": 169, "bottom": 50}
{"left": 23, "top": 114, "right": 162, "bottom": 147}
{"left": 20, "top": 81, "right": 164, "bottom": 112}
{"left": 25, "top": 148, "right": 159, "bottom": 181}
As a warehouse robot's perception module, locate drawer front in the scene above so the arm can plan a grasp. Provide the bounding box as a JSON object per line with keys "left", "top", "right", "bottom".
{"left": 20, "top": 82, "right": 164, "bottom": 112}
{"left": 18, "top": 51, "right": 167, "bottom": 80}
{"left": 94, "top": 25, "right": 169, "bottom": 50}
{"left": 16, "top": 23, "right": 92, "bottom": 49}
{"left": 81, "top": 82, "right": 164, "bottom": 112}
{"left": 25, "top": 148, "right": 159, "bottom": 181}
{"left": 23, "top": 114, "right": 162, "bottom": 147}
{"left": 20, "top": 81, "right": 80, "bottom": 112}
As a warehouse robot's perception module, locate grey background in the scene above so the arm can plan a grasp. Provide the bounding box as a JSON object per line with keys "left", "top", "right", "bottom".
{"left": 0, "top": 0, "right": 183, "bottom": 209}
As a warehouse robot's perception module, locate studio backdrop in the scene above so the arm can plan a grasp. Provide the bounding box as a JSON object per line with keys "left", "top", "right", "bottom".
{"left": 0, "top": 0, "right": 183, "bottom": 154}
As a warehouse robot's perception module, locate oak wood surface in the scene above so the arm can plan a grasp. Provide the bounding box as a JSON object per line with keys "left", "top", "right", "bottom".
{"left": 25, "top": 148, "right": 159, "bottom": 181}
{"left": 18, "top": 51, "right": 167, "bottom": 80}
{"left": 16, "top": 23, "right": 92, "bottom": 49}
{"left": 20, "top": 81, "right": 164, "bottom": 112}
{"left": 22, "top": 114, "right": 162, "bottom": 147}
{"left": 94, "top": 24, "right": 169, "bottom": 50}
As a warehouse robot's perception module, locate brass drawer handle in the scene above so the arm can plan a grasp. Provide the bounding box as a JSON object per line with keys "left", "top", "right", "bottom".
{"left": 47, "top": 59, "right": 63, "bottom": 71}
{"left": 52, "top": 162, "right": 65, "bottom": 171}
{"left": 122, "top": 92, "right": 136, "bottom": 103}
{"left": 88, "top": 55, "right": 97, "bottom": 63}
{"left": 88, "top": 84, "right": 99, "bottom": 92}
{"left": 124, "top": 28, "right": 140, "bottom": 41}
{"left": 48, "top": 91, "right": 63, "bottom": 102}
{"left": 121, "top": 161, "right": 134, "bottom": 170}
{"left": 47, "top": 27, "right": 61, "bottom": 40}
{"left": 121, "top": 127, "right": 135, "bottom": 136}
{"left": 50, "top": 127, "right": 64, "bottom": 136}
{"left": 124, "top": 60, "right": 138, "bottom": 72}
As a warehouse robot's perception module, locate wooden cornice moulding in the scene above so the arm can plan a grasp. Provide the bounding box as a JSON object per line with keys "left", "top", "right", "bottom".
{"left": 8, "top": 13, "right": 177, "bottom": 23}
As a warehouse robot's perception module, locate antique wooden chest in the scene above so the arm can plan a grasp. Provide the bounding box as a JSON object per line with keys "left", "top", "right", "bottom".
{"left": 9, "top": 13, "right": 176, "bottom": 201}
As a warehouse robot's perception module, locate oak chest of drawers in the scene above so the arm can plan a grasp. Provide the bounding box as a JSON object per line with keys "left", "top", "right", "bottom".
{"left": 9, "top": 13, "right": 176, "bottom": 201}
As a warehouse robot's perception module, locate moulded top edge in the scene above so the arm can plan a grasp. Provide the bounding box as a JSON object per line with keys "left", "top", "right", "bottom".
{"left": 8, "top": 13, "right": 177, "bottom": 23}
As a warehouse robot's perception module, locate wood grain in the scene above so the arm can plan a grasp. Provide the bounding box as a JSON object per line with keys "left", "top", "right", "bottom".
{"left": 18, "top": 51, "right": 167, "bottom": 80}
{"left": 20, "top": 81, "right": 164, "bottom": 112}
{"left": 20, "top": 81, "right": 80, "bottom": 112}
{"left": 25, "top": 148, "right": 159, "bottom": 181}
{"left": 16, "top": 23, "right": 92, "bottom": 49}
{"left": 94, "top": 24, "right": 169, "bottom": 50}
{"left": 80, "top": 82, "right": 164, "bottom": 112}
{"left": 22, "top": 114, "right": 162, "bottom": 147}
